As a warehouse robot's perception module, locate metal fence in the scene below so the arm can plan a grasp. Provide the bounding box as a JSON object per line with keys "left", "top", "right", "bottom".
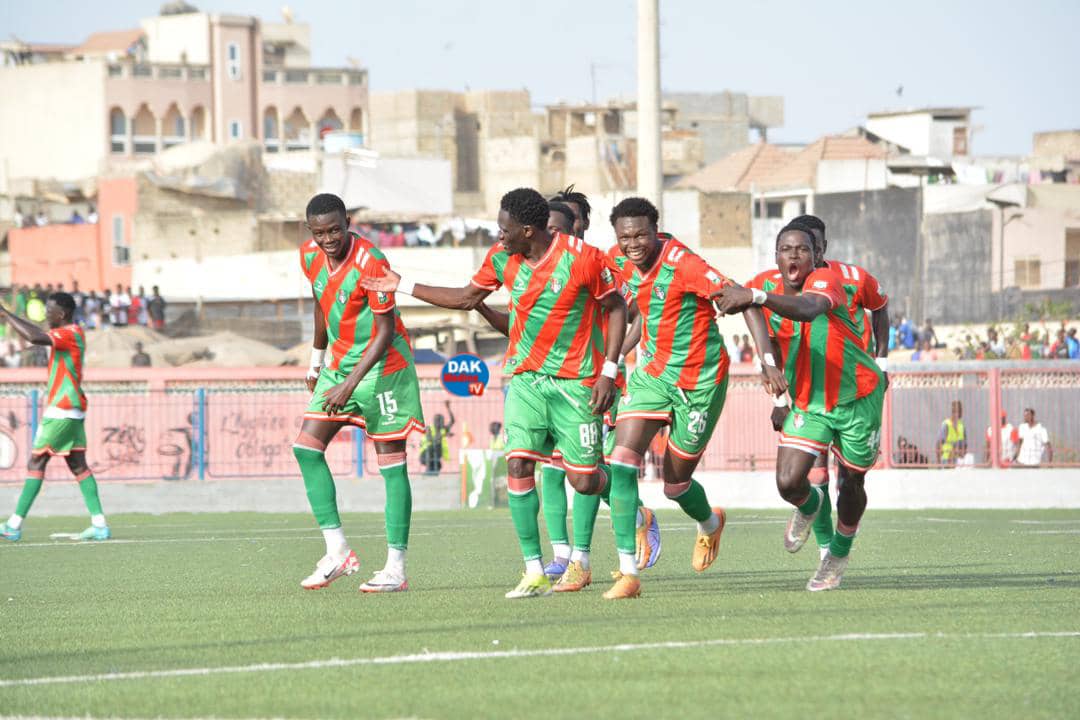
{"left": 0, "top": 365, "right": 1076, "bottom": 483}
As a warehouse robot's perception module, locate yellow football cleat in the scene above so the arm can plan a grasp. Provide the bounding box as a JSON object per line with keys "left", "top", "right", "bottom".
{"left": 691, "top": 507, "right": 727, "bottom": 572}
{"left": 504, "top": 572, "right": 554, "bottom": 599}
{"left": 552, "top": 561, "right": 592, "bottom": 592}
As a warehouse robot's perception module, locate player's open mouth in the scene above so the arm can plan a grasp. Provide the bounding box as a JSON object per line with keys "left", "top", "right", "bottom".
{"left": 626, "top": 246, "right": 646, "bottom": 261}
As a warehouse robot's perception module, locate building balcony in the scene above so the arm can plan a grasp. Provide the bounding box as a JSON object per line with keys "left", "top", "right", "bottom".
{"left": 260, "top": 67, "right": 366, "bottom": 87}
{"left": 107, "top": 62, "right": 210, "bottom": 82}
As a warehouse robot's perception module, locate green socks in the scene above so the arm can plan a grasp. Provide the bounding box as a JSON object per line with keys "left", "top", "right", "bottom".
{"left": 379, "top": 462, "right": 412, "bottom": 550}
{"left": 667, "top": 479, "right": 713, "bottom": 523}
{"left": 508, "top": 478, "right": 542, "bottom": 561}
{"left": 78, "top": 474, "right": 104, "bottom": 516}
{"left": 541, "top": 464, "right": 569, "bottom": 546}
{"left": 609, "top": 463, "right": 639, "bottom": 555}
{"left": 829, "top": 525, "right": 856, "bottom": 558}
{"left": 797, "top": 486, "right": 823, "bottom": 516}
{"left": 293, "top": 445, "right": 341, "bottom": 530}
{"left": 15, "top": 476, "right": 43, "bottom": 518}
{"left": 571, "top": 484, "right": 602, "bottom": 552}
{"left": 812, "top": 482, "right": 834, "bottom": 547}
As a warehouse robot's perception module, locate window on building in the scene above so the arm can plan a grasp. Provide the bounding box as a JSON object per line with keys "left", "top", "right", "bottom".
{"left": 1014, "top": 257, "right": 1041, "bottom": 289}
{"left": 112, "top": 215, "right": 130, "bottom": 266}
{"left": 229, "top": 120, "right": 242, "bottom": 139}
{"left": 1066, "top": 229, "right": 1080, "bottom": 287}
{"left": 953, "top": 126, "right": 968, "bottom": 156}
{"left": 226, "top": 42, "right": 241, "bottom": 80}
{"left": 109, "top": 109, "right": 127, "bottom": 153}
{"left": 766, "top": 201, "right": 784, "bottom": 219}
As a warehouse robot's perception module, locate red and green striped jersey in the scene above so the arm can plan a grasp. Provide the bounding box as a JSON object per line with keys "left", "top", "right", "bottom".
{"left": 45, "top": 324, "right": 87, "bottom": 412}
{"left": 747, "top": 266, "right": 882, "bottom": 413}
{"left": 300, "top": 233, "right": 415, "bottom": 377}
{"left": 621, "top": 235, "right": 733, "bottom": 390}
{"left": 824, "top": 259, "right": 887, "bottom": 352}
{"left": 471, "top": 232, "right": 618, "bottom": 384}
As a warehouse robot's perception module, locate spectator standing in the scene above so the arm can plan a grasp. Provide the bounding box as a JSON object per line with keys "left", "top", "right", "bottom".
{"left": 71, "top": 281, "right": 85, "bottom": 326}
{"left": 937, "top": 400, "right": 967, "bottom": 466}
{"left": 111, "top": 284, "right": 130, "bottom": 327}
{"left": 419, "top": 402, "right": 455, "bottom": 474}
{"left": 985, "top": 412, "right": 1019, "bottom": 466}
{"left": 921, "top": 319, "right": 940, "bottom": 348}
{"left": 135, "top": 286, "right": 149, "bottom": 326}
{"left": 70, "top": 210, "right": 84, "bottom": 224}
{"left": 87, "top": 205, "right": 98, "bottom": 224}
{"left": 1014, "top": 408, "right": 1052, "bottom": 467}
{"left": 987, "top": 327, "right": 1005, "bottom": 357}
{"left": 34, "top": 210, "right": 47, "bottom": 226}
{"left": 100, "top": 289, "right": 112, "bottom": 329}
{"left": 1067, "top": 328, "right": 1079, "bottom": 359}
{"left": 898, "top": 315, "right": 916, "bottom": 349}
{"left": 84, "top": 291, "right": 100, "bottom": 330}
{"left": 739, "top": 334, "right": 754, "bottom": 363}
{"left": 1049, "top": 328, "right": 1071, "bottom": 359}
{"left": 147, "top": 286, "right": 166, "bottom": 330}
{"left": 888, "top": 318, "right": 898, "bottom": 352}
{"left": 126, "top": 285, "right": 140, "bottom": 325}
{"left": 131, "top": 341, "right": 152, "bottom": 367}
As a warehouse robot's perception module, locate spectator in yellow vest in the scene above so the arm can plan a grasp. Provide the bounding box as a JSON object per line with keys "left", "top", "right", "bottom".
{"left": 937, "top": 400, "right": 967, "bottom": 466}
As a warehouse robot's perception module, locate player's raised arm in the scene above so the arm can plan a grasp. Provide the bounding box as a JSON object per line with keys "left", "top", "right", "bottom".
{"left": 0, "top": 302, "right": 52, "bottom": 345}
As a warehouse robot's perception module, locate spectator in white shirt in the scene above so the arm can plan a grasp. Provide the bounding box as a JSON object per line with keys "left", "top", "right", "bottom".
{"left": 1014, "top": 408, "right": 1052, "bottom": 467}
{"left": 111, "top": 283, "right": 131, "bottom": 327}
{"left": 985, "top": 411, "right": 1019, "bottom": 465}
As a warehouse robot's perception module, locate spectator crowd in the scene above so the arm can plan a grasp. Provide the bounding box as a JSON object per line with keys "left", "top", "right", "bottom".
{"left": 1, "top": 282, "right": 166, "bottom": 368}
{"left": 887, "top": 316, "right": 1079, "bottom": 361}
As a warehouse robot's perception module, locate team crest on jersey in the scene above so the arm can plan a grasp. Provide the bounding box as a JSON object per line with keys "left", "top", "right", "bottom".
{"left": 601, "top": 267, "right": 613, "bottom": 284}
{"left": 513, "top": 277, "right": 527, "bottom": 293}
{"left": 706, "top": 270, "right": 722, "bottom": 285}
{"left": 812, "top": 280, "right": 827, "bottom": 289}
{"left": 337, "top": 289, "right": 347, "bottom": 304}
{"left": 314, "top": 281, "right": 325, "bottom": 293}
{"left": 653, "top": 285, "right": 666, "bottom": 300}
{"left": 377, "top": 291, "right": 389, "bottom": 304}
{"left": 549, "top": 277, "right": 563, "bottom": 294}
{"left": 793, "top": 413, "right": 805, "bottom": 429}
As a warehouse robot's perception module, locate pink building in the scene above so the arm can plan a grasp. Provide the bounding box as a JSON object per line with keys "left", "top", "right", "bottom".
{"left": 0, "top": 10, "right": 368, "bottom": 185}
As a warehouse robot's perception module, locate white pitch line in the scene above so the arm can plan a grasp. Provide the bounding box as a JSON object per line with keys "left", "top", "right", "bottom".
{"left": 1022, "top": 529, "right": 1080, "bottom": 535}
{"left": 1011, "top": 519, "right": 1080, "bottom": 525}
{"left": 1, "top": 631, "right": 1075, "bottom": 689}
{"left": 5, "top": 532, "right": 432, "bottom": 549}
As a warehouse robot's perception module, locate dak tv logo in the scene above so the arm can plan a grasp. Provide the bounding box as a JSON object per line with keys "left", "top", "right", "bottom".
{"left": 441, "top": 354, "right": 490, "bottom": 397}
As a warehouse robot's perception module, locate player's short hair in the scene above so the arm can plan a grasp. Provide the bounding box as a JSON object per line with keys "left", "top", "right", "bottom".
{"left": 790, "top": 214, "right": 826, "bottom": 237}
{"left": 548, "top": 201, "right": 575, "bottom": 227}
{"left": 48, "top": 291, "right": 76, "bottom": 317}
{"left": 775, "top": 223, "right": 815, "bottom": 248}
{"left": 500, "top": 188, "right": 550, "bottom": 229}
{"left": 609, "top": 196, "right": 659, "bottom": 228}
{"left": 305, "top": 193, "right": 347, "bottom": 221}
{"left": 551, "top": 184, "right": 591, "bottom": 227}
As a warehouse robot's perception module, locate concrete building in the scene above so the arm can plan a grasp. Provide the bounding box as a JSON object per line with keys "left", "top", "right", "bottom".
{"left": 865, "top": 107, "right": 974, "bottom": 161}
{"left": 664, "top": 92, "right": 784, "bottom": 164}
{"left": 0, "top": 8, "right": 368, "bottom": 190}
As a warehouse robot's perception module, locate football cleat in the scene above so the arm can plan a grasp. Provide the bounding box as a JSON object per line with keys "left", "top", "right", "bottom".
{"left": 504, "top": 572, "right": 553, "bottom": 599}
{"left": 691, "top": 507, "right": 726, "bottom": 572}
{"left": 543, "top": 559, "right": 568, "bottom": 582}
{"left": 602, "top": 571, "right": 641, "bottom": 600}
{"left": 76, "top": 525, "right": 111, "bottom": 542}
{"left": 784, "top": 501, "right": 820, "bottom": 553}
{"left": 807, "top": 551, "right": 850, "bottom": 592}
{"left": 359, "top": 568, "right": 409, "bottom": 593}
{"left": 301, "top": 550, "right": 360, "bottom": 590}
{"left": 635, "top": 507, "right": 662, "bottom": 570}
{"left": 0, "top": 523, "right": 21, "bottom": 542}
{"left": 552, "top": 561, "right": 592, "bottom": 592}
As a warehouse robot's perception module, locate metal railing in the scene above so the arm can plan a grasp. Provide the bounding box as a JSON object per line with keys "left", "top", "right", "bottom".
{"left": 0, "top": 365, "right": 1075, "bottom": 483}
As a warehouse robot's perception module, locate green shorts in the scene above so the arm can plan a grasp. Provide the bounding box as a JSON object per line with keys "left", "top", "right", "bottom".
{"left": 32, "top": 417, "right": 87, "bottom": 456}
{"left": 304, "top": 365, "right": 425, "bottom": 441}
{"left": 617, "top": 369, "right": 728, "bottom": 460}
{"left": 779, "top": 384, "right": 884, "bottom": 471}
{"left": 505, "top": 371, "right": 603, "bottom": 472}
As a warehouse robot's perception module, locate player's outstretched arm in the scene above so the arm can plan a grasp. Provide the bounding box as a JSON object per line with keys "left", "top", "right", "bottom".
{"left": 475, "top": 303, "right": 509, "bottom": 337}
{"left": 714, "top": 283, "right": 831, "bottom": 322}
{"left": 743, "top": 307, "right": 787, "bottom": 397}
{"left": 359, "top": 266, "right": 491, "bottom": 311}
{"left": 590, "top": 291, "right": 627, "bottom": 415}
{"left": 0, "top": 304, "right": 52, "bottom": 345}
{"left": 320, "top": 311, "right": 395, "bottom": 416}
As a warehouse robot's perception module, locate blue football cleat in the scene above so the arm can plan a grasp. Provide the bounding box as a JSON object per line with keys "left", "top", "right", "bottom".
{"left": 1, "top": 523, "right": 21, "bottom": 542}
{"left": 543, "top": 559, "right": 568, "bottom": 581}
{"left": 75, "top": 525, "right": 111, "bottom": 541}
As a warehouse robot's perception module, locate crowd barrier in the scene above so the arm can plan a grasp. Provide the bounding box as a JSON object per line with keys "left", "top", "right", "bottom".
{"left": 0, "top": 364, "right": 1075, "bottom": 483}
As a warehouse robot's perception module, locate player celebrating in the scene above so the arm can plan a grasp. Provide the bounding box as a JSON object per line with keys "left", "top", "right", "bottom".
{"left": 605, "top": 197, "right": 783, "bottom": 598}
{"left": 295, "top": 193, "right": 425, "bottom": 593}
{"left": 0, "top": 293, "right": 109, "bottom": 542}
{"left": 361, "top": 187, "right": 629, "bottom": 600}
{"left": 715, "top": 224, "right": 886, "bottom": 591}
{"left": 784, "top": 215, "right": 889, "bottom": 558}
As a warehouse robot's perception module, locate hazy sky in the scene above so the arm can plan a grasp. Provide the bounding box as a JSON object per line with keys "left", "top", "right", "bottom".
{"left": 4, "top": 0, "right": 1076, "bottom": 155}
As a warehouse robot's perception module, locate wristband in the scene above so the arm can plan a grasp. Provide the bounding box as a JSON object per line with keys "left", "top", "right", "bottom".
{"left": 397, "top": 277, "right": 416, "bottom": 296}
{"left": 876, "top": 357, "right": 889, "bottom": 372}
{"left": 601, "top": 360, "right": 619, "bottom": 379}
{"left": 772, "top": 393, "right": 790, "bottom": 408}
{"left": 617, "top": 353, "right": 625, "bottom": 365}
{"left": 751, "top": 288, "right": 767, "bottom": 306}
{"left": 308, "top": 347, "right": 324, "bottom": 371}
{"left": 763, "top": 352, "right": 776, "bottom": 367}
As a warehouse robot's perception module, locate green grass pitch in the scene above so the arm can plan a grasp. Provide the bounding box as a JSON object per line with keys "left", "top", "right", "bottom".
{"left": 1, "top": 508, "right": 1078, "bottom": 718}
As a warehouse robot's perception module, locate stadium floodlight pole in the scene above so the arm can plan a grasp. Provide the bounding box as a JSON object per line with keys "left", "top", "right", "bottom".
{"left": 636, "top": 0, "right": 662, "bottom": 218}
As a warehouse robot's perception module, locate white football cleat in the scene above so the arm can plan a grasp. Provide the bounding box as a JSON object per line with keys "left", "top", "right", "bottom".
{"left": 301, "top": 550, "right": 359, "bottom": 590}
{"left": 807, "top": 551, "right": 850, "bottom": 592}
{"left": 358, "top": 568, "right": 409, "bottom": 593}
